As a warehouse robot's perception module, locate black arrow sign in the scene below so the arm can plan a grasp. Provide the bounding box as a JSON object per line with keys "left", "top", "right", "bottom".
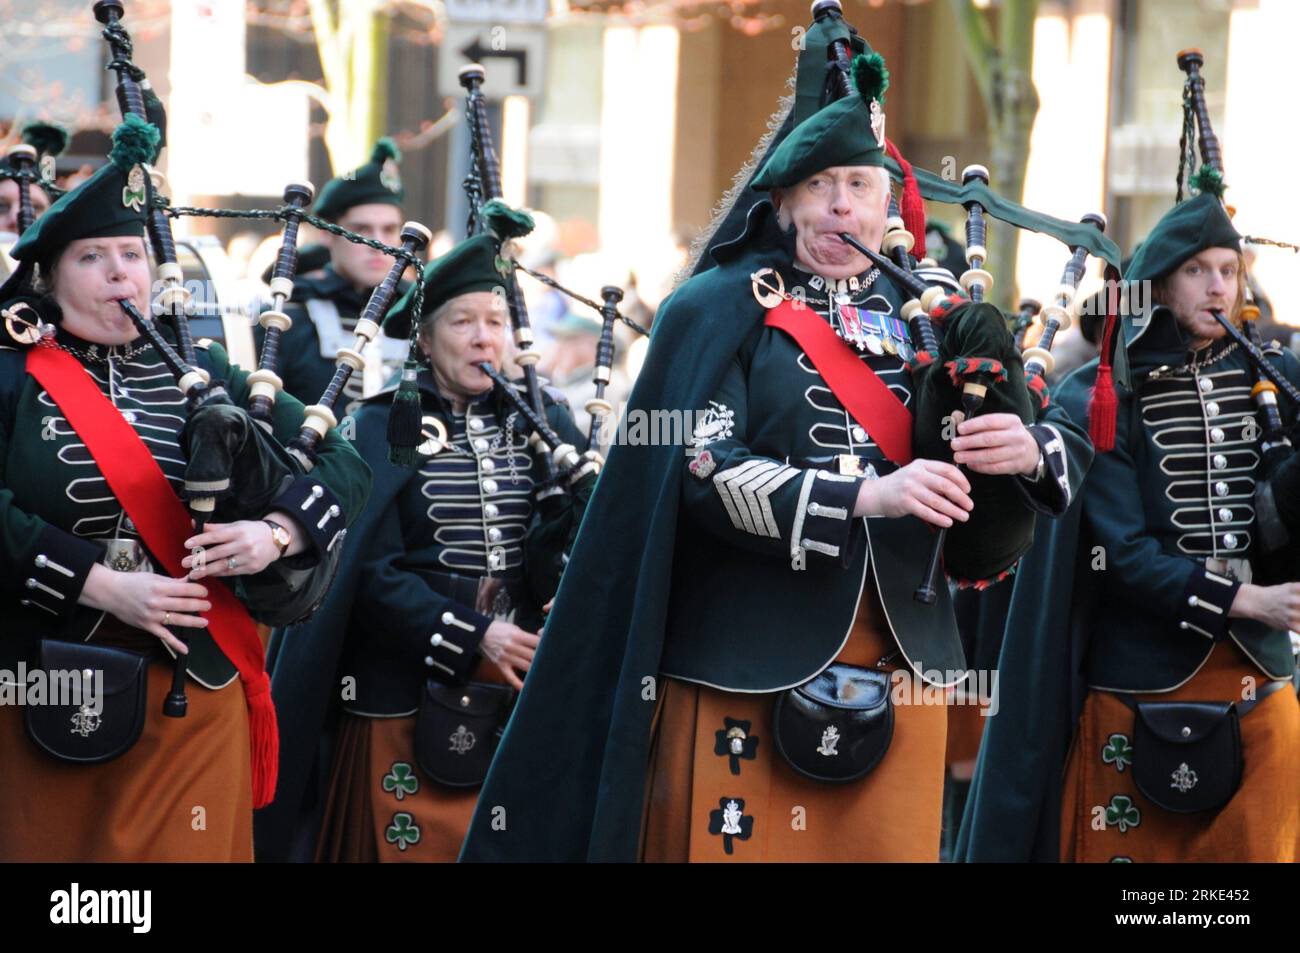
{"left": 460, "top": 37, "right": 528, "bottom": 87}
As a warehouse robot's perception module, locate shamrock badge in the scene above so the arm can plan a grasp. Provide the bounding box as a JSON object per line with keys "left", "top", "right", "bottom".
{"left": 713, "top": 717, "right": 759, "bottom": 775}
{"left": 1104, "top": 795, "right": 1141, "bottom": 834}
{"left": 380, "top": 157, "right": 402, "bottom": 193}
{"left": 385, "top": 812, "right": 421, "bottom": 852}
{"left": 1101, "top": 733, "right": 1133, "bottom": 773}
{"left": 122, "top": 164, "right": 146, "bottom": 211}
{"left": 382, "top": 762, "right": 420, "bottom": 801}
{"left": 707, "top": 797, "right": 754, "bottom": 856}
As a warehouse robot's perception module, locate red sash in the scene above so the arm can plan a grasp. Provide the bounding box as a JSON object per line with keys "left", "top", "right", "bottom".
{"left": 27, "top": 342, "right": 278, "bottom": 808}
{"left": 765, "top": 299, "right": 914, "bottom": 465}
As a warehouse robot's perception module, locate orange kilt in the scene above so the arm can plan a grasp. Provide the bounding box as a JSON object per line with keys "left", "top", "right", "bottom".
{"left": 640, "top": 586, "right": 948, "bottom": 862}
{"left": 316, "top": 658, "right": 510, "bottom": 863}
{"left": 0, "top": 659, "right": 253, "bottom": 862}
{"left": 1060, "top": 641, "right": 1300, "bottom": 862}
{"left": 315, "top": 712, "right": 484, "bottom": 863}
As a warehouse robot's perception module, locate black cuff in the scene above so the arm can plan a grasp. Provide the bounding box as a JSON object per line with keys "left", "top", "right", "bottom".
{"left": 269, "top": 477, "right": 347, "bottom": 557}
{"left": 421, "top": 601, "right": 492, "bottom": 683}
{"left": 1177, "top": 566, "right": 1241, "bottom": 642}
{"left": 792, "top": 469, "right": 863, "bottom": 568}
{"left": 21, "top": 525, "right": 102, "bottom": 618}
{"left": 1014, "top": 423, "right": 1071, "bottom": 516}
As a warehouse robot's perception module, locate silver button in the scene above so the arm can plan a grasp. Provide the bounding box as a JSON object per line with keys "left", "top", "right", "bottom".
{"left": 487, "top": 527, "right": 502, "bottom": 542}
{"left": 461, "top": 695, "right": 471, "bottom": 707}
{"left": 851, "top": 425, "right": 868, "bottom": 443}
{"left": 1179, "top": 621, "right": 1190, "bottom": 630}
{"left": 482, "top": 479, "right": 499, "bottom": 494}
{"left": 1205, "top": 401, "right": 1220, "bottom": 417}
{"left": 488, "top": 547, "right": 506, "bottom": 569}
{"left": 431, "top": 633, "right": 443, "bottom": 646}
{"left": 1199, "top": 377, "right": 1214, "bottom": 393}
{"left": 1210, "top": 427, "right": 1225, "bottom": 443}
{"left": 481, "top": 458, "right": 496, "bottom": 473}
{"left": 34, "top": 555, "right": 47, "bottom": 568}
{"left": 25, "top": 578, "right": 36, "bottom": 589}
{"left": 122, "top": 410, "right": 137, "bottom": 424}
{"left": 469, "top": 418, "right": 485, "bottom": 432}
{"left": 1222, "top": 533, "right": 1239, "bottom": 549}
{"left": 1218, "top": 507, "right": 1232, "bottom": 522}
{"left": 82, "top": 668, "right": 94, "bottom": 680}
{"left": 473, "top": 438, "right": 488, "bottom": 452}
{"left": 1181, "top": 726, "right": 1192, "bottom": 738}
{"left": 484, "top": 503, "right": 499, "bottom": 518}
{"left": 1188, "top": 595, "right": 1199, "bottom": 607}
{"left": 1215, "top": 481, "right": 1230, "bottom": 497}
{"left": 808, "top": 502, "right": 821, "bottom": 516}
{"left": 1213, "top": 454, "right": 1228, "bottom": 470}
{"left": 424, "top": 656, "right": 434, "bottom": 667}
{"left": 441, "top": 611, "right": 454, "bottom": 625}
{"left": 311, "top": 485, "right": 324, "bottom": 499}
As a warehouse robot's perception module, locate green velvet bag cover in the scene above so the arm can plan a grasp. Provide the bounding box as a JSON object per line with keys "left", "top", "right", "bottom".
{"left": 911, "top": 301, "right": 1036, "bottom": 584}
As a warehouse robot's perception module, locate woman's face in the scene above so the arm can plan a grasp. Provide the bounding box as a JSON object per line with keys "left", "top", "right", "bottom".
{"left": 51, "top": 235, "right": 152, "bottom": 344}
{"left": 420, "top": 291, "right": 508, "bottom": 403}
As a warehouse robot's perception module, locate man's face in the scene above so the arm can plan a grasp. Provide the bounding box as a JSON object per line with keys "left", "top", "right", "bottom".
{"left": 0, "top": 178, "right": 51, "bottom": 236}
{"left": 775, "top": 165, "right": 890, "bottom": 279}
{"left": 420, "top": 291, "right": 508, "bottom": 400}
{"left": 326, "top": 203, "right": 404, "bottom": 291}
{"left": 1159, "top": 246, "right": 1240, "bottom": 344}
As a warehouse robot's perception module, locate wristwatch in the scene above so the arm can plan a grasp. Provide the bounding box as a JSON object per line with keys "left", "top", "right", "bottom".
{"left": 263, "top": 519, "right": 292, "bottom": 558}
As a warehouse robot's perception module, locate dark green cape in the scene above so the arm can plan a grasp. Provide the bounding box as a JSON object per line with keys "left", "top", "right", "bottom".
{"left": 460, "top": 201, "right": 797, "bottom": 862}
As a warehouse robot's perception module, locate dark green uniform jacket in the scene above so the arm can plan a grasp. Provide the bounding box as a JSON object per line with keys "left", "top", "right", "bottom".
{"left": 254, "top": 369, "right": 581, "bottom": 861}
{"left": 459, "top": 200, "right": 1093, "bottom": 862}
{"left": 956, "top": 307, "right": 1300, "bottom": 862}
{"left": 0, "top": 302, "right": 370, "bottom": 688}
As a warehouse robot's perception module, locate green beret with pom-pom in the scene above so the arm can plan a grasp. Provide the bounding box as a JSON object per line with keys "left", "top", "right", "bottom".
{"left": 752, "top": 51, "right": 888, "bottom": 191}
{"left": 314, "top": 136, "right": 406, "bottom": 221}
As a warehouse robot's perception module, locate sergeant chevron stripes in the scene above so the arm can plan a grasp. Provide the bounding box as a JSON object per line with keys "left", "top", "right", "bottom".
{"left": 713, "top": 459, "right": 799, "bottom": 537}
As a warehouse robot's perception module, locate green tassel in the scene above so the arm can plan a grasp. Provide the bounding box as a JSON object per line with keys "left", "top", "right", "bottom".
{"left": 482, "top": 199, "right": 535, "bottom": 241}
{"left": 372, "top": 136, "right": 401, "bottom": 164}
{"left": 387, "top": 360, "right": 424, "bottom": 467}
{"left": 852, "top": 52, "right": 889, "bottom": 106}
{"left": 1189, "top": 164, "right": 1226, "bottom": 199}
{"left": 109, "top": 114, "right": 161, "bottom": 173}
{"left": 22, "top": 121, "right": 68, "bottom": 158}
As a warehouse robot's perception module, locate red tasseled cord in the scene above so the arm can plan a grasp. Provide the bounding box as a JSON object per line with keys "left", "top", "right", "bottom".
{"left": 885, "top": 138, "right": 926, "bottom": 252}
{"left": 1088, "top": 275, "right": 1121, "bottom": 452}
{"left": 244, "top": 671, "right": 280, "bottom": 809}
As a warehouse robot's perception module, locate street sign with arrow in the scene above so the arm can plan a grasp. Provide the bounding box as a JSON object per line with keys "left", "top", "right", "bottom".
{"left": 438, "top": 24, "right": 546, "bottom": 99}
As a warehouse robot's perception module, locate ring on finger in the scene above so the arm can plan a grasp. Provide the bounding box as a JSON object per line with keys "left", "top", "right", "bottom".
{"left": 227, "top": 556, "right": 238, "bottom": 570}
{"left": 163, "top": 612, "right": 172, "bottom": 627}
